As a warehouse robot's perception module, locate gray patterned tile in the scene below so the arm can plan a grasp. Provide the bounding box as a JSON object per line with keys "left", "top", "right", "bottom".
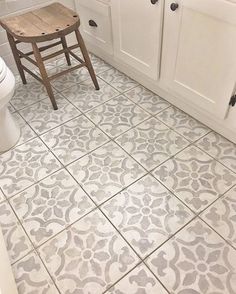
{"left": 201, "top": 186, "right": 236, "bottom": 248}
{"left": 11, "top": 169, "right": 95, "bottom": 246}
{"left": 102, "top": 175, "right": 193, "bottom": 258}
{"left": 52, "top": 67, "right": 91, "bottom": 92}
{"left": 99, "top": 68, "right": 139, "bottom": 92}
{"left": 13, "top": 252, "right": 59, "bottom": 294}
{"left": 20, "top": 95, "right": 81, "bottom": 135}
{"left": 197, "top": 132, "right": 236, "bottom": 173}
{"left": 0, "top": 189, "right": 5, "bottom": 203}
{"left": 12, "top": 113, "right": 37, "bottom": 147}
{"left": 8, "top": 103, "right": 16, "bottom": 113}
{"left": 106, "top": 264, "right": 168, "bottom": 294}
{"left": 0, "top": 138, "right": 61, "bottom": 198}
{"left": 86, "top": 95, "right": 150, "bottom": 138}
{"left": 68, "top": 141, "right": 146, "bottom": 205}
{"left": 0, "top": 201, "right": 33, "bottom": 264}
{"left": 39, "top": 210, "right": 139, "bottom": 294}
{"left": 11, "top": 80, "right": 49, "bottom": 111}
{"left": 125, "top": 85, "right": 170, "bottom": 115}
{"left": 41, "top": 115, "right": 109, "bottom": 165}
{"left": 156, "top": 106, "right": 210, "bottom": 142}
{"left": 147, "top": 219, "right": 236, "bottom": 294}
{"left": 153, "top": 146, "right": 236, "bottom": 213}
{"left": 61, "top": 78, "right": 119, "bottom": 113}
{"left": 116, "top": 118, "right": 189, "bottom": 170}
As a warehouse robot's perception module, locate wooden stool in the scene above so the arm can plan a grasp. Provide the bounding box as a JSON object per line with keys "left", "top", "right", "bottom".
{"left": 0, "top": 2, "right": 99, "bottom": 110}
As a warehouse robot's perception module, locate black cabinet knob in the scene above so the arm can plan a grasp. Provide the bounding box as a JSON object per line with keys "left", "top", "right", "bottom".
{"left": 88, "top": 20, "right": 97, "bottom": 27}
{"left": 151, "top": 0, "right": 158, "bottom": 4}
{"left": 170, "top": 3, "right": 179, "bottom": 11}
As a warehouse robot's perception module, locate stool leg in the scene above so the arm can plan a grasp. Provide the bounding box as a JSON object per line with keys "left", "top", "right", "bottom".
{"left": 61, "top": 36, "right": 71, "bottom": 66}
{"left": 7, "top": 33, "right": 27, "bottom": 85}
{"left": 75, "top": 29, "right": 99, "bottom": 90}
{"left": 32, "top": 43, "right": 58, "bottom": 110}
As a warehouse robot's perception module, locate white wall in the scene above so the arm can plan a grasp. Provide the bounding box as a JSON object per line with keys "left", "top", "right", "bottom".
{"left": 0, "top": 0, "right": 77, "bottom": 72}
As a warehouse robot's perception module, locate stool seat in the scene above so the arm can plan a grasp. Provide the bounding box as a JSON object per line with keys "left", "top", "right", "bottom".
{"left": 0, "top": 3, "right": 80, "bottom": 43}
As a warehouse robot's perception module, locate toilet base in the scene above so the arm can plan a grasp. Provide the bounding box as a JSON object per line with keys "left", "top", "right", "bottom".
{"left": 0, "top": 106, "right": 20, "bottom": 153}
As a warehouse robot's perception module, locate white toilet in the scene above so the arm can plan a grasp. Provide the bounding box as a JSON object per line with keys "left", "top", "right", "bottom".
{"left": 0, "top": 57, "right": 20, "bottom": 153}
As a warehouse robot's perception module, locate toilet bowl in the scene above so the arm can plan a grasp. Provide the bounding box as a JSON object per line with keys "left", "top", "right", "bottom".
{"left": 0, "top": 57, "right": 20, "bottom": 153}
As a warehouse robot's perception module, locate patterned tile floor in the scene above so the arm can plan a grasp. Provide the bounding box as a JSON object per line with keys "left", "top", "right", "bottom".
{"left": 1, "top": 52, "right": 236, "bottom": 294}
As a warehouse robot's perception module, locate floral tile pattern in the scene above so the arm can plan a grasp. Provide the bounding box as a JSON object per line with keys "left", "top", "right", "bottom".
{"left": 13, "top": 252, "right": 59, "bottom": 294}
{"left": 156, "top": 106, "right": 210, "bottom": 142}
{"left": 0, "top": 189, "right": 5, "bottom": 203}
{"left": 153, "top": 146, "right": 236, "bottom": 213}
{"left": 116, "top": 118, "right": 189, "bottom": 170}
{"left": 11, "top": 80, "right": 48, "bottom": 111}
{"left": 0, "top": 138, "right": 61, "bottom": 198}
{"left": 86, "top": 95, "right": 150, "bottom": 138}
{"left": 10, "top": 169, "right": 95, "bottom": 246}
{"left": 41, "top": 115, "right": 109, "bottom": 165}
{"left": 99, "top": 68, "right": 139, "bottom": 93}
{"left": 107, "top": 264, "right": 168, "bottom": 294}
{"left": 8, "top": 102, "right": 16, "bottom": 113}
{"left": 39, "top": 210, "right": 139, "bottom": 294}
{"left": 0, "top": 201, "right": 33, "bottom": 264}
{"left": 125, "top": 85, "right": 170, "bottom": 115}
{"left": 197, "top": 131, "right": 236, "bottom": 173}
{"left": 52, "top": 67, "right": 91, "bottom": 92}
{"left": 147, "top": 219, "right": 236, "bottom": 294}
{"left": 102, "top": 175, "right": 193, "bottom": 257}
{"left": 20, "top": 94, "right": 81, "bottom": 135}
{"left": 201, "top": 186, "right": 236, "bottom": 248}
{"left": 68, "top": 141, "right": 146, "bottom": 204}
{"left": 12, "top": 113, "right": 37, "bottom": 147}
{"left": 61, "top": 78, "right": 119, "bottom": 113}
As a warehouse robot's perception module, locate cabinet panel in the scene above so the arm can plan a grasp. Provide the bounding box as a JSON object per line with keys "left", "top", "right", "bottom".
{"left": 77, "top": 0, "right": 113, "bottom": 55}
{"left": 161, "top": 0, "right": 236, "bottom": 119}
{"left": 111, "top": 0, "right": 163, "bottom": 80}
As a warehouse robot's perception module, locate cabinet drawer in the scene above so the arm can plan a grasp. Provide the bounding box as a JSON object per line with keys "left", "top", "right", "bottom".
{"left": 77, "top": 0, "right": 113, "bottom": 55}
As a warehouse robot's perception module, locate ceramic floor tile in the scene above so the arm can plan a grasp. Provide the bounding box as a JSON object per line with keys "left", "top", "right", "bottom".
{"left": 89, "top": 53, "right": 114, "bottom": 74}
{"left": 39, "top": 210, "right": 139, "bottom": 294}
{"left": 11, "top": 80, "right": 49, "bottom": 111}
{"left": 41, "top": 115, "right": 109, "bottom": 165}
{"left": 20, "top": 94, "right": 81, "bottom": 135}
{"left": 106, "top": 264, "right": 168, "bottom": 294}
{"left": 0, "top": 189, "right": 5, "bottom": 203}
{"left": 116, "top": 117, "right": 189, "bottom": 171}
{"left": 12, "top": 113, "right": 37, "bottom": 147}
{"left": 61, "top": 78, "right": 119, "bottom": 113}
{"left": 201, "top": 185, "right": 236, "bottom": 248}
{"left": 153, "top": 146, "right": 236, "bottom": 213}
{"left": 8, "top": 102, "right": 16, "bottom": 113}
{"left": 99, "top": 68, "right": 139, "bottom": 93}
{"left": 147, "top": 219, "right": 236, "bottom": 294}
{"left": 10, "top": 169, "right": 95, "bottom": 246}
{"left": 51, "top": 67, "right": 91, "bottom": 92}
{"left": 67, "top": 141, "right": 146, "bottom": 205}
{"left": 13, "top": 252, "right": 59, "bottom": 294}
{"left": 156, "top": 106, "right": 210, "bottom": 142}
{"left": 125, "top": 85, "right": 170, "bottom": 115}
{"left": 0, "top": 138, "right": 61, "bottom": 198}
{"left": 102, "top": 175, "right": 193, "bottom": 258}
{"left": 0, "top": 201, "right": 33, "bottom": 264}
{"left": 196, "top": 131, "right": 236, "bottom": 173}
{"left": 86, "top": 95, "right": 150, "bottom": 138}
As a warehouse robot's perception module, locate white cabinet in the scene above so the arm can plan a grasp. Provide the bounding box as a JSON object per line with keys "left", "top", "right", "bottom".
{"left": 111, "top": 0, "right": 163, "bottom": 80}
{"left": 76, "top": 0, "right": 113, "bottom": 55}
{"left": 161, "top": 0, "right": 236, "bottom": 119}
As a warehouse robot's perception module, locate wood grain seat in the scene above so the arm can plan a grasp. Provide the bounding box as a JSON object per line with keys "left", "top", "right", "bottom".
{"left": 1, "top": 3, "right": 80, "bottom": 43}
{"left": 0, "top": 2, "right": 99, "bottom": 110}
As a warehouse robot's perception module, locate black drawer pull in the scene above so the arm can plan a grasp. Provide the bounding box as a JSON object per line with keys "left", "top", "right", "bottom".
{"left": 89, "top": 20, "right": 98, "bottom": 27}
{"left": 151, "top": 0, "right": 158, "bottom": 4}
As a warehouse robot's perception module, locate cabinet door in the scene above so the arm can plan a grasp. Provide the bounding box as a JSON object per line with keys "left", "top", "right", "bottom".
{"left": 111, "top": 0, "right": 163, "bottom": 80}
{"left": 161, "top": 0, "right": 236, "bottom": 119}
